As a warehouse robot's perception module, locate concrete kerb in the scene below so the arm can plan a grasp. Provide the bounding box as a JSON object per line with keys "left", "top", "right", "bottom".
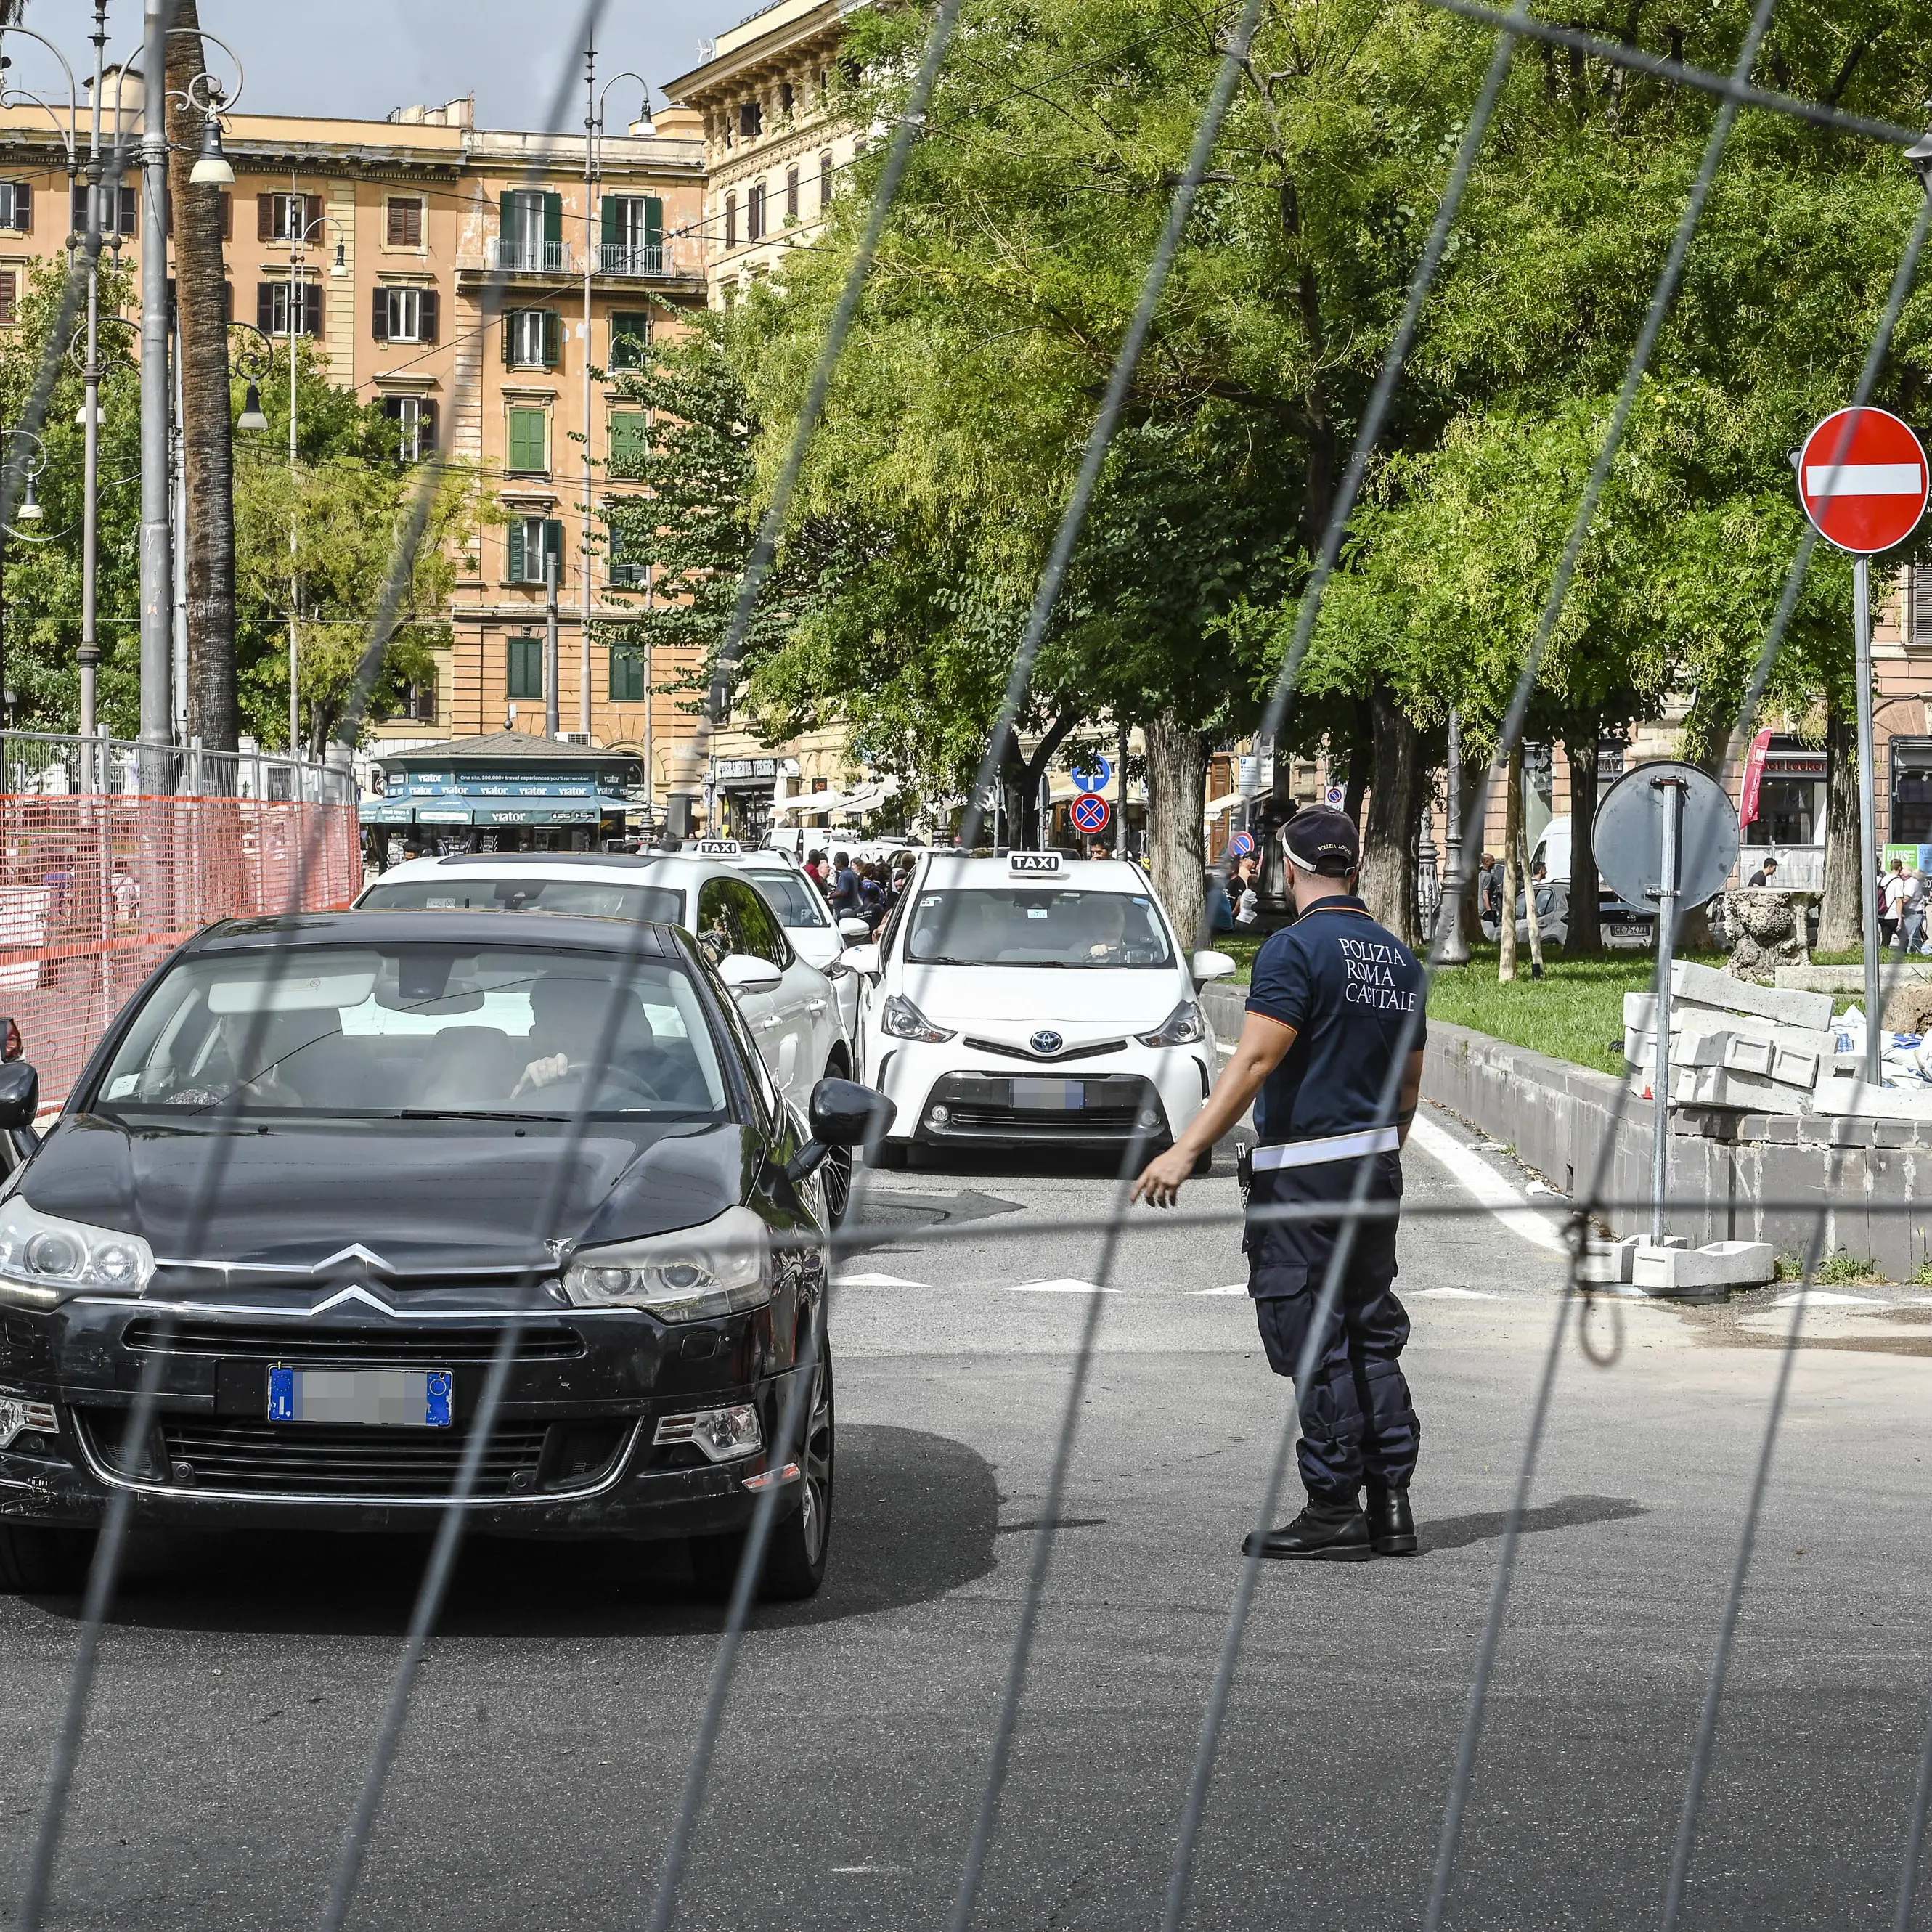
{"left": 1196, "top": 982, "right": 1929, "bottom": 1283}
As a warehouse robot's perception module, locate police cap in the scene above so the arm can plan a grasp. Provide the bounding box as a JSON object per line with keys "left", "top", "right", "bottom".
{"left": 1281, "top": 804, "right": 1359, "bottom": 877}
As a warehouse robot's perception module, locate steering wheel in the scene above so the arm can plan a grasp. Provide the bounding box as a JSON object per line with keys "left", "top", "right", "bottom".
{"left": 540, "top": 1061, "right": 661, "bottom": 1104}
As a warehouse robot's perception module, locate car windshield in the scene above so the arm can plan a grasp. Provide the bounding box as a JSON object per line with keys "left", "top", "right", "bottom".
{"left": 903, "top": 889, "right": 1174, "bottom": 968}
{"left": 748, "top": 871, "right": 828, "bottom": 928}
{"left": 358, "top": 876, "right": 685, "bottom": 924}
{"left": 93, "top": 942, "right": 730, "bottom": 1120}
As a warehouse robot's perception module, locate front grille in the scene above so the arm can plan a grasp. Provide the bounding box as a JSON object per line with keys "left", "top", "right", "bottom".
{"left": 961, "top": 1036, "right": 1128, "bottom": 1063}
{"left": 942, "top": 1102, "right": 1144, "bottom": 1136}
{"left": 121, "top": 1320, "right": 586, "bottom": 1364}
{"left": 155, "top": 1417, "right": 556, "bottom": 1497}
{"left": 924, "top": 1069, "right": 1160, "bottom": 1140}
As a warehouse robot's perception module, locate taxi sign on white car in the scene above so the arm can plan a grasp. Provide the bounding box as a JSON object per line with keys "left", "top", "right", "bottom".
{"left": 1008, "top": 852, "right": 1061, "bottom": 876}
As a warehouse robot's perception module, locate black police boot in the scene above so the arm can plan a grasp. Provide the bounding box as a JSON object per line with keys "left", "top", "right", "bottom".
{"left": 1243, "top": 1498, "right": 1373, "bottom": 1562}
{"left": 1365, "top": 1482, "right": 1418, "bottom": 1557}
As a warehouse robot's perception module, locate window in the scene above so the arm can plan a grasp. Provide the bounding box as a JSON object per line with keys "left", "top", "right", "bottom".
{"left": 607, "top": 519, "right": 647, "bottom": 587}
{"left": 506, "top": 407, "right": 550, "bottom": 474}
{"left": 257, "top": 192, "right": 322, "bottom": 244}
{"left": 779, "top": 81, "right": 795, "bottom": 115}
{"left": 73, "top": 181, "right": 137, "bottom": 237}
{"left": 600, "top": 195, "right": 664, "bottom": 273}
{"left": 0, "top": 272, "right": 16, "bottom": 326}
{"left": 819, "top": 150, "right": 834, "bottom": 212}
{"left": 609, "top": 312, "right": 651, "bottom": 371}
{"left": 372, "top": 284, "right": 438, "bottom": 345}
{"left": 382, "top": 394, "right": 436, "bottom": 462}
{"left": 608, "top": 411, "right": 649, "bottom": 474}
{"left": 404, "top": 677, "right": 437, "bottom": 724}
{"left": 786, "top": 167, "right": 799, "bottom": 221}
{"left": 609, "top": 640, "right": 646, "bottom": 699}
{"left": 499, "top": 187, "right": 562, "bottom": 272}
{"left": 507, "top": 516, "right": 563, "bottom": 584}
{"left": 502, "top": 307, "right": 561, "bottom": 369}
{"left": 738, "top": 99, "right": 762, "bottom": 138}
{"left": 905, "top": 889, "right": 1175, "bottom": 969}
{"left": 216, "top": 190, "right": 231, "bottom": 239}
{"left": 256, "top": 280, "right": 324, "bottom": 336}
{"left": 747, "top": 182, "right": 766, "bottom": 243}
{"left": 506, "top": 632, "right": 544, "bottom": 698}
{"left": 0, "top": 182, "right": 30, "bottom": 232}
{"left": 724, "top": 192, "right": 737, "bottom": 250}
{"left": 386, "top": 197, "right": 423, "bottom": 248}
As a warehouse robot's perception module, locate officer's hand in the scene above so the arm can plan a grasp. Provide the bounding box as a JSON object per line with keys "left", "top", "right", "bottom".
{"left": 1133, "top": 1144, "right": 1194, "bottom": 1210}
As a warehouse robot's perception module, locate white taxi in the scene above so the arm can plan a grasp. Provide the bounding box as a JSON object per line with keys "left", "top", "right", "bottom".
{"left": 844, "top": 851, "right": 1234, "bottom": 1166}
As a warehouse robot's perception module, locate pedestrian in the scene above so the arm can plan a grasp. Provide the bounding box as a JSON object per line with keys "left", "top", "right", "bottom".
{"left": 1883, "top": 857, "right": 1909, "bottom": 951}
{"left": 1233, "top": 855, "right": 1260, "bottom": 929}
{"left": 1133, "top": 804, "right": 1426, "bottom": 1562}
{"left": 1205, "top": 868, "right": 1235, "bottom": 934}
{"left": 1904, "top": 863, "right": 1928, "bottom": 956}
{"left": 1746, "top": 854, "right": 1779, "bottom": 889}
{"left": 829, "top": 849, "right": 860, "bottom": 918}
{"left": 805, "top": 848, "right": 828, "bottom": 889}
{"left": 1477, "top": 850, "right": 1500, "bottom": 926}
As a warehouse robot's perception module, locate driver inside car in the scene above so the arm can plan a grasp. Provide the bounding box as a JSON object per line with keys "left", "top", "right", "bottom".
{"left": 511, "top": 974, "right": 654, "bottom": 1100}
{"left": 1081, "top": 895, "right": 1130, "bottom": 963}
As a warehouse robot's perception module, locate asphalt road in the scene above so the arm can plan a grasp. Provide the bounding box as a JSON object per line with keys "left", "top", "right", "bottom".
{"left": 5, "top": 1107, "right": 1932, "bottom": 1931}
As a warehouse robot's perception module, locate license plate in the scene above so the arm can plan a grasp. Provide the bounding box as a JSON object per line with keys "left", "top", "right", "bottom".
{"left": 1606, "top": 922, "right": 1650, "bottom": 941}
{"left": 1012, "top": 1077, "right": 1083, "bottom": 1111}
{"left": 267, "top": 1366, "right": 453, "bottom": 1428}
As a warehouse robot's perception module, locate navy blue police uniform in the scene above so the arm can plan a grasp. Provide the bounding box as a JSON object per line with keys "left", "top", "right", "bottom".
{"left": 1244, "top": 895, "right": 1425, "bottom": 1505}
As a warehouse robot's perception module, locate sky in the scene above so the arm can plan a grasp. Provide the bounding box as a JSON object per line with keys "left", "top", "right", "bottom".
{"left": 7, "top": 1, "right": 735, "bottom": 128}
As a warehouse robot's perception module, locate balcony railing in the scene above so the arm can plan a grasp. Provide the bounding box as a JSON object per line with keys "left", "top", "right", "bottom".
{"left": 493, "top": 238, "right": 574, "bottom": 274}
{"left": 460, "top": 237, "right": 701, "bottom": 280}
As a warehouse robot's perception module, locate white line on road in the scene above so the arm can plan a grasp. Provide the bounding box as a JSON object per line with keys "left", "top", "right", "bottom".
{"left": 837, "top": 1272, "right": 927, "bottom": 1289}
{"left": 1189, "top": 1282, "right": 1250, "bottom": 1295}
{"left": 1407, "top": 1114, "right": 1570, "bottom": 1255}
{"left": 1771, "top": 1289, "right": 1885, "bottom": 1308}
{"left": 1412, "top": 1287, "right": 1502, "bottom": 1300}
{"left": 1006, "top": 1279, "right": 1118, "bottom": 1294}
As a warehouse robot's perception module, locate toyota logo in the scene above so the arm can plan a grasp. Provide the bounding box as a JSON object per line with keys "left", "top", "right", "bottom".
{"left": 1030, "top": 1030, "right": 1064, "bottom": 1055}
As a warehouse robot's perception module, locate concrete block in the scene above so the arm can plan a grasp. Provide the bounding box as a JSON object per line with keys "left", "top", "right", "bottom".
{"left": 1772, "top": 1046, "right": 1821, "bottom": 1089}
{"left": 1632, "top": 1239, "right": 1777, "bottom": 1296}
{"left": 1724, "top": 1034, "right": 1774, "bottom": 1076}
{"left": 1875, "top": 1120, "right": 1928, "bottom": 1148}
{"left": 1674, "top": 1064, "right": 1809, "bottom": 1114}
{"left": 1813, "top": 1076, "right": 1932, "bottom": 1120}
{"left": 1580, "top": 1234, "right": 1640, "bottom": 1284}
{"left": 1670, "top": 960, "right": 1835, "bottom": 1031}
{"left": 1674, "top": 1027, "right": 1731, "bottom": 1068}
{"left": 1625, "top": 992, "right": 1658, "bottom": 1031}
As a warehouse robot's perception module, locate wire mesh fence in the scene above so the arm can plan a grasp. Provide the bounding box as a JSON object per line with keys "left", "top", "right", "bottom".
{"left": 7, "top": 1, "right": 1932, "bottom": 1928}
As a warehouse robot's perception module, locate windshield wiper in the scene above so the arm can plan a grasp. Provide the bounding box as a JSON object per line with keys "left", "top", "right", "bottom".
{"left": 392, "top": 1109, "right": 576, "bottom": 1122}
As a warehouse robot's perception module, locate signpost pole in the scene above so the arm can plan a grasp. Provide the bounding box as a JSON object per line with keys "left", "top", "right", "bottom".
{"left": 1854, "top": 553, "right": 1885, "bottom": 1085}
{"left": 1650, "top": 775, "right": 1685, "bottom": 1246}
{"left": 1440, "top": 708, "right": 1470, "bottom": 966}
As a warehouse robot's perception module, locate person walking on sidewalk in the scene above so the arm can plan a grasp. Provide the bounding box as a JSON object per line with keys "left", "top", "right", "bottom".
{"left": 1132, "top": 804, "right": 1427, "bottom": 1562}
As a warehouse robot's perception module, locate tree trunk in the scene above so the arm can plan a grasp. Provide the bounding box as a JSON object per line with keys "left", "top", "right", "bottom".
{"left": 1341, "top": 694, "right": 1373, "bottom": 831}
{"left": 1499, "top": 744, "right": 1523, "bottom": 982}
{"left": 167, "top": 4, "right": 239, "bottom": 765}
{"left": 1457, "top": 746, "right": 1487, "bottom": 947}
{"left": 1519, "top": 821, "right": 1545, "bottom": 976}
{"left": 1146, "top": 712, "right": 1207, "bottom": 948}
{"left": 1358, "top": 684, "right": 1419, "bottom": 945}
{"left": 1820, "top": 709, "right": 1864, "bottom": 953}
{"left": 1564, "top": 730, "right": 1602, "bottom": 954}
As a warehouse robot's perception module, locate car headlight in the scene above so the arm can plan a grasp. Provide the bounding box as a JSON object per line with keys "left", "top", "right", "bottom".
{"left": 881, "top": 993, "right": 955, "bottom": 1043}
{"left": 1137, "top": 999, "right": 1209, "bottom": 1048}
{"left": 0, "top": 1197, "right": 154, "bottom": 1307}
{"left": 561, "top": 1205, "right": 771, "bottom": 1321}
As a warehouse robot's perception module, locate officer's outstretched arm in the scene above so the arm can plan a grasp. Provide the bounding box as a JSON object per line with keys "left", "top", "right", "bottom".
{"left": 1130, "top": 1011, "right": 1297, "bottom": 1208}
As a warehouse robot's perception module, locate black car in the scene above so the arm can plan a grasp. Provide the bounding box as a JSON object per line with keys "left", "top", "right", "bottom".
{"left": 0, "top": 912, "right": 890, "bottom": 1597}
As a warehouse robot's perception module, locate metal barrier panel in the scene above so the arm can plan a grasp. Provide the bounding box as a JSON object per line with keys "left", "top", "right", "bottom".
{"left": 0, "top": 791, "right": 362, "bottom": 1106}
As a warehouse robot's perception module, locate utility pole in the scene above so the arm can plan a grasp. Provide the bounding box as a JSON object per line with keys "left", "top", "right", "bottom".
{"left": 170, "top": 289, "right": 187, "bottom": 743}
{"left": 581, "top": 30, "right": 596, "bottom": 740}
{"left": 545, "top": 548, "right": 561, "bottom": 738}
{"left": 1439, "top": 707, "right": 1472, "bottom": 965}
{"left": 78, "top": 0, "right": 106, "bottom": 757}
{"left": 137, "top": 0, "right": 173, "bottom": 781}
{"left": 287, "top": 179, "right": 301, "bottom": 756}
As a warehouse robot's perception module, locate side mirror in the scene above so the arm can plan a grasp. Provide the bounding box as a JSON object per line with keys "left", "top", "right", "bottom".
{"left": 837, "top": 916, "right": 873, "bottom": 942}
{"left": 1190, "top": 949, "right": 1237, "bottom": 985}
{"left": 0, "top": 1060, "right": 40, "bottom": 1130}
{"left": 808, "top": 1075, "right": 896, "bottom": 1147}
{"left": 840, "top": 942, "right": 881, "bottom": 979}
{"left": 718, "top": 953, "right": 783, "bottom": 998}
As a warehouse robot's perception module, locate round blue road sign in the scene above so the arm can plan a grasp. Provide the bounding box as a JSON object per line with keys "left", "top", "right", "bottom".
{"left": 1072, "top": 791, "right": 1111, "bottom": 835}
{"left": 1230, "top": 831, "right": 1255, "bottom": 857}
{"left": 1070, "top": 756, "right": 1112, "bottom": 793}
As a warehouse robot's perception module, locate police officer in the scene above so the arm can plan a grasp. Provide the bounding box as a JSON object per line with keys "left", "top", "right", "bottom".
{"left": 1133, "top": 805, "right": 1426, "bottom": 1562}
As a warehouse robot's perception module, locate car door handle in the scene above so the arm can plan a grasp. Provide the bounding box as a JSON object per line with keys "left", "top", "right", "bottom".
{"left": 807, "top": 998, "right": 827, "bottom": 1014}
{"left": 756, "top": 1014, "right": 780, "bottom": 1030}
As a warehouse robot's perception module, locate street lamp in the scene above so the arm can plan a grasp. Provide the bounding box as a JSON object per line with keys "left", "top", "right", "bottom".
{"left": 187, "top": 77, "right": 232, "bottom": 186}
{"left": 0, "top": 426, "right": 49, "bottom": 725}
{"left": 236, "top": 381, "right": 268, "bottom": 434}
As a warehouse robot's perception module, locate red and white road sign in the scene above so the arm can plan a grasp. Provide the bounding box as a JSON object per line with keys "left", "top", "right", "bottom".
{"left": 1798, "top": 407, "right": 1930, "bottom": 554}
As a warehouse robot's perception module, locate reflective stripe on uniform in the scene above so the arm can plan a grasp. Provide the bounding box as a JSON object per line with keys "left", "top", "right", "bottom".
{"left": 1250, "top": 1125, "right": 1400, "bottom": 1171}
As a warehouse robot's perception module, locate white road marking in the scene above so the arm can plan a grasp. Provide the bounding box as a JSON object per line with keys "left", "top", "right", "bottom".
{"left": 837, "top": 1272, "right": 926, "bottom": 1289}
{"left": 1771, "top": 1289, "right": 1886, "bottom": 1308}
{"left": 1215, "top": 1040, "right": 1236, "bottom": 1056}
{"left": 1407, "top": 1114, "right": 1570, "bottom": 1255}
{"left": 1189, "top": 1282, "right": 1250, "bottom": 1296}
{"left": 1006, "top": 1278, "right": 1117, "bottom": 1294}
{"left": 831, "top": 1866, "right": 907, "bottom": 1875}
{"left": 1412, "top": 1287, "right": 1501, "bottom": 1300}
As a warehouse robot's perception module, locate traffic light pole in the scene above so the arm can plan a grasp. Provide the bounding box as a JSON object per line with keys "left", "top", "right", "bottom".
{"left": 136, "top": 0, "right": 173, "bottom": 786}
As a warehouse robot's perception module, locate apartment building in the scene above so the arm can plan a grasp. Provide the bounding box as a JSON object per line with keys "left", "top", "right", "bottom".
{"left": 0, "top": 82, "right": 710, "bottom": 800}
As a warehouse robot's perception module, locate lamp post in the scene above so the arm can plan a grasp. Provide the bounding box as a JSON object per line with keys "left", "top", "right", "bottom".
{"left": 283, "top": 206, "right": 349, "bottom": 756}
{"left": 0, "top": 427, "right": 49, "bottom": 727}
{"left": 582, "top": 45, "right": 651, "bottom": 744}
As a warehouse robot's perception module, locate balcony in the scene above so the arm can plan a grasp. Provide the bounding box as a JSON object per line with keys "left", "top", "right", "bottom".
{"left": 456, "top": 237, "right": 704, "bottom": 286}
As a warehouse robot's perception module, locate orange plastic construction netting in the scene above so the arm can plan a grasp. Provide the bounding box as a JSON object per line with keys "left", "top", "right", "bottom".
{"left": 0, "top": 794, "right": 362, "bottom": 1106}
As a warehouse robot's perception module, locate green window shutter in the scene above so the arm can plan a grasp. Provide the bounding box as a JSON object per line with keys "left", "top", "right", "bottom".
{"left": 608, "top": 409, "right": 648, "bottom": 470}
{"left": 508, "top": 408, "right": 547, "bottom": 473}
{"left": 610, "top": 643, "right": 645, "bottom": 702}
{"left": 610, "top": 316, "right": 649, "bottom": 374}
{"left": 501, "top": 307, "right": 516, "bottom": 365}
{"left": 542, "top": 309, "right": 561, "bottom": 368}
{"left": 508, "top": 520, "right": 526, "bottom": 581}
{"left": 508, "top": 634, "right": 542, "bottom": 698}
{"left": 645, "top": 197, "right": 663, "bottom": 249}
{"left": 601, "top": 195, "right": 618, "bottom": 248}
{"left": 499, "top": 189, "right": 513, "bottom": 242}
{"left": 543, "top": 518, "right": 564, "bottom": 585}
{"left": 543, "top": 191, "right": 562, "bottom": 245}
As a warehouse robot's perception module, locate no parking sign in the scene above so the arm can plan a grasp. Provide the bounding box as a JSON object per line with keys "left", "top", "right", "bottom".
{"left": 1229, "top": 831, "right": 1255, "bottom": 857}
{"left": 1071, "top": 792, "right": 1110, "bottom": 835}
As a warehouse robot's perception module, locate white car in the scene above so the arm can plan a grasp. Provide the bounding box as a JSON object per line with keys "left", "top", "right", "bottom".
{"left": 354, "top": 852, "right": 855, "bottom": 1203}
{"left": 703, "top": 844, "right": 871, "bottom": 1038}
{"left": 843, "top": 850, "right": 1234, "bottom": 1167}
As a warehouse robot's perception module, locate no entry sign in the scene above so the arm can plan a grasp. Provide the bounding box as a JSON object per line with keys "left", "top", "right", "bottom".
{"left": 1798, "top": 407, "right": 1930, "bottom": 554}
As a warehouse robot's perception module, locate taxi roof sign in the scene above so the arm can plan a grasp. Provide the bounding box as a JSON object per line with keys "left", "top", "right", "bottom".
{"left": 1008, "top": 851, "right": 1061, "bottom": 874}
{"left": 693, "top": 839, "right": 742, "bottom": 855}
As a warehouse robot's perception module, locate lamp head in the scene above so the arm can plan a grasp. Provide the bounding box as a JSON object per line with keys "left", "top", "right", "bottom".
{"left": 237, "top": 380, "right": 268, "bottom": 433}
{"left": 189, "top": 115, "right": 234, "bottom": 188}
{"left": 17, "top": 473, "right": 41, "bottom": 521}
{"left": 331, "top": 238, "right": 347, "bottom": 278}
